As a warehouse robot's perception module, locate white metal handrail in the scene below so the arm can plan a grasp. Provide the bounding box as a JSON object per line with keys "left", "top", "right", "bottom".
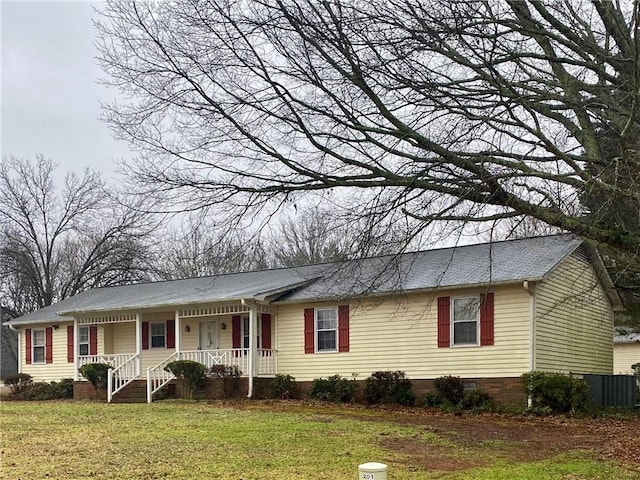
{"left": 107, "top": 353, "right": 139, "bottom": 403}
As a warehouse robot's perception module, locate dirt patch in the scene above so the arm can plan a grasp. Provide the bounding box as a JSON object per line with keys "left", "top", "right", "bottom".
{"left": 242, "top": 401, "right": 640, "bottom": 472}
{"left": 377, "top": 410, "right": 640, "bottom": 471}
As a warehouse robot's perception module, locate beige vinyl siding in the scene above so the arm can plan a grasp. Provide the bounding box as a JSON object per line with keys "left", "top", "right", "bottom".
{"left": 534, "top": 251, "right": 614, "bottom": 374}
{"left": 138, "top": 312, "right": 174, "bottom": 371}
{"left": 20, "top": 322, "right": 74, "bottom": 382}
{"left": 613, "top": 343, "right": 640, "bottom": 374}
{"left": 275, "top": 284, "right": 532, "bottom": 381}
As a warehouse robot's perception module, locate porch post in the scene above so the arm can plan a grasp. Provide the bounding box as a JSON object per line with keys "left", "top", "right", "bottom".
{"left": 135, "top": 313, "right": 142, "bottom": 377}
{"left": 174, "top": 310, "right": 181, "bottom": 359}
{"left": 73, "top": 319, "right": 79, "bottom": 381}
{"left": 248, "top": 305, "right": 257, "bottom": 398}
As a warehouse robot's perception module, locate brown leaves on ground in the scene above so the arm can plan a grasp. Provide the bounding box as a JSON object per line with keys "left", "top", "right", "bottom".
{"left": 243, "top": 400, "right": 640, "bottom": 472}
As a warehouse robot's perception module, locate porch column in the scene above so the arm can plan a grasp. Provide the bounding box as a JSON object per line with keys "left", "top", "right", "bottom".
{"left": 135, "top": 313, "right": 142, "bottom": 377}
{"left": 73, "top": 319, "right": 79, "bottom": 381}
{"left": 248, "top": 305, "right": 257, "bottom": 398}
{"left": 174, "top": 310, "right": 181, "bottom": 359}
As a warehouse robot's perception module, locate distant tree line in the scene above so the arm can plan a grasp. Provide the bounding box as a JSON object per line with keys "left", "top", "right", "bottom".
{"left": 0, "top": 156, "right": 412, "bottom": 316}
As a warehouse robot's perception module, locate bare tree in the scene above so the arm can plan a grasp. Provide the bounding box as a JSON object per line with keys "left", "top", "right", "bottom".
{"left": 96, "top": 1, "right": 640, "bottom": 272}
{"left": 0, "top": 156, "right": 155, "bottom": 314}
{"left": 266, "top": 207, "right": 412, "bottom": 267}
{"left": 153, "top": 215, "right": 266, "bottom": 279}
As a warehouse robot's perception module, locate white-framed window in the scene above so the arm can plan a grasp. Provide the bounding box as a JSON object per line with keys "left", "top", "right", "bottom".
{"left": 315, "top": 307, "right": 337, "bottom": 352}
{"left": 78, "top": 326, "right": 89, "bottom": 356}
{"left": 241, "top": 316, "right": 262, "bottom": 349}
{"left": 451, "top": 296, "right": 480, "bottom": 346}
{"left": 150, "top": 322, "right": 166, "bottom": 348}
{"left": 32, "top": 328, "right": 46, "bottom": 364}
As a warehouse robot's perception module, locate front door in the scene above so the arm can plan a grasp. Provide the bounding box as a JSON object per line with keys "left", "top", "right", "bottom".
{"left": 199, "top": 321, "right": 218, "bottom": 350}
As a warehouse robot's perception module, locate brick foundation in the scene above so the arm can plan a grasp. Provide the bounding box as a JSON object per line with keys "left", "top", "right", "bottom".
{"left": 294, "top": 376, "right": 526, "bottom": 409}
{"left": 76, "top": 376, "right": 527, "bottom": 408}
{"left": 73, "top": 381, "right": 106, "bottom": 401}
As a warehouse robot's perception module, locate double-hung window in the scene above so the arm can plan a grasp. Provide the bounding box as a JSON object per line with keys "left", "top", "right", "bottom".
{"left": 452, "top": 297, "right": 480, "bottom": 346}
{"left": 315, "top": 307, "right": 337, "bottom": 352}
{"left": 32, "top": 329, "right": 46, "bottom": 364}
{"left": 241, "top": 316, "right": 262, "bottom": 349}
{"left": 78, "top": 326, "right": 90, "bottom": 356}
{"left": 150, "top": 322, "right": 166, "bottom": 348}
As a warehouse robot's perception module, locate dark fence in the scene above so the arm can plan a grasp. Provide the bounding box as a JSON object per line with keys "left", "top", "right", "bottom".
{"left": 582, "top": 374, "right": 638, "bottom": 407}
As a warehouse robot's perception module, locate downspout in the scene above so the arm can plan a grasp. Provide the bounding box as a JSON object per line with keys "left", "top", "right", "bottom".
{"left": 523, "top": 281, "right": 536, "bottom": 407}
{"left": 241, "top": 298, "right": 256, "bottom": 398}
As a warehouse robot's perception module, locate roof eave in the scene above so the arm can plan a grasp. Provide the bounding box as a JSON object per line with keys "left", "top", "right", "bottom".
{"left": 271, "top": 278, "right": 543, "bottom": 305}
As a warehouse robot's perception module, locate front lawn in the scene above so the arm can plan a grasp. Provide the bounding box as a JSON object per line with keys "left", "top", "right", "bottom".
{"left": 1, "top": 401, "right": 638, "bottom": 479}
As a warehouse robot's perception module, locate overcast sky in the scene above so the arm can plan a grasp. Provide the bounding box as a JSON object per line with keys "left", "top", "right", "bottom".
{"left": 1, "top": 1, "right": 130, "bottom": 181}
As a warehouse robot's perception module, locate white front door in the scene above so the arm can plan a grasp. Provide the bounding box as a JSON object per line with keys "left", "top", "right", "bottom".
{"left": 199, "top": 321, "right": 218, "bottom": 350}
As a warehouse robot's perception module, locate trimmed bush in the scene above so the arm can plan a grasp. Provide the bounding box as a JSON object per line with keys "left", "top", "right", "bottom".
{"left": 12, "top": 378, "right": 75, "bottom": 400}
{"left": 309, "top": 375, "right": 357, "bottom": 403}
{"left": 460, "top": 389, "right": 494, "bottom": 412}
{"left": 165, "top": 360, "right": 206, "bottom": 399}
{"left": 522, "top": 371, "right": 589, "bottom": 414}
{"left": 422, "top": 391, "right": 446, "bottom": 408}
{"left": 364, "top": 371, "right": 415, "bottom": 406}
{"left": 270, "top": 374, "right": 299, "bottom": 399}
{"left": 3, "top": 373, "right": 33, "bottom": 395}
{"left": 207, "top": 364, "right": 243, "bottom": 399}
{"left": 424, "top": 377, "right": 495, "bottom": 413}
{"left": 79, "top": 363, "right": 111, "bottom": 393}
{"left": 55, "top": 378, "right": 75, "bottom": 399}
{"left": 434, "top": 375, "right": 465, "bottom": 405}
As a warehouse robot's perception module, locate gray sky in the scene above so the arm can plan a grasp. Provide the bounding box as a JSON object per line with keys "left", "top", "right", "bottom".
{"left": 1, "top": 1, "right": 130, "bottom": 180}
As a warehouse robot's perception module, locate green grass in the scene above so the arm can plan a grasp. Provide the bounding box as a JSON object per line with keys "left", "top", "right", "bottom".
{"left": 0, "top": 401, "right": 635, "bottom": 479}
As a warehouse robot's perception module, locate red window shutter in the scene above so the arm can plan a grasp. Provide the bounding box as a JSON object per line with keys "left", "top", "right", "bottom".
{"left": 232, "top": 315, "right": 241, "bottom": 349}
{"left": 437, "top": 296, "right": 451, "bottom": 348}
{"left": 67, "top": 326, "right": 74, "bottom": 363}
{"left": 261, "top": 314, "right": 272, "bottom": 350}
{"left": 480, "top": 292, "right": 495, "bottom": 346}
{"left": 45, "top": 327, "right": 53, "bottom": 364}
{"left": 338, "top": 305, "right": 349, "bottom": 352}
{"left": 304, "top": 308, "right": 315, "bottom": 354}
{"left": 89, "top": 326, "right": 98, "bottom": 355}
{"left": 25, "top": 328, "right": 32, "bottom": 364}
{"left": 166, "top": 320, "right": 175, "bottom": 349}
{"left": 142, "top": 322, "right": 149, "bottom": 350}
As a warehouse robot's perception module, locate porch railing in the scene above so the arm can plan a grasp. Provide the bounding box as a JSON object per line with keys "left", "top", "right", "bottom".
{"left": 179, "top": 349, "right": 276, "bottom": 376}
{"left": 107, "top": 353, "right": 140, "bottom": 403}
{"left": 146, "top": 352, "right": 179, "bottom": 403}
{"left": 79, "top": 354, "right": 135, "bottom": 370}
{"left": 145, "top": 348, "right": 277, "bottom": 403}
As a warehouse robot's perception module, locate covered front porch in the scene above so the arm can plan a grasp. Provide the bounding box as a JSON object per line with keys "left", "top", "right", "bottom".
{"left": 72, "top": 301, "right": 276, "bottom": 402}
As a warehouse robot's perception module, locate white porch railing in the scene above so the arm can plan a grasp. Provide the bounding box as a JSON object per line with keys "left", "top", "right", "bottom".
{"left": 145, "top": 349, "right": 277, "bottom": 403}
{"left": 179, "top": 349, "right": 276, "bottom": 376}
{"left": 79, "top": 354, "right": 135, "bottom": 370}
{"left": 107, "top": 354, "right": 140, "bottom": 403}
{"left": 146, "top": 352, "right": 179, "bottom": 403}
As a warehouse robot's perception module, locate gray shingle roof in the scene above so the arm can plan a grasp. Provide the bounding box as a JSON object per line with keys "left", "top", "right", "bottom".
{"left": 614, "top": 332, "right": 640, "bottom": 343}
{"left": 276, "top": 234, "right": 582, "bottom": 301}
{"left": 7, "top": 234, "right": 585, "bottom": 325}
